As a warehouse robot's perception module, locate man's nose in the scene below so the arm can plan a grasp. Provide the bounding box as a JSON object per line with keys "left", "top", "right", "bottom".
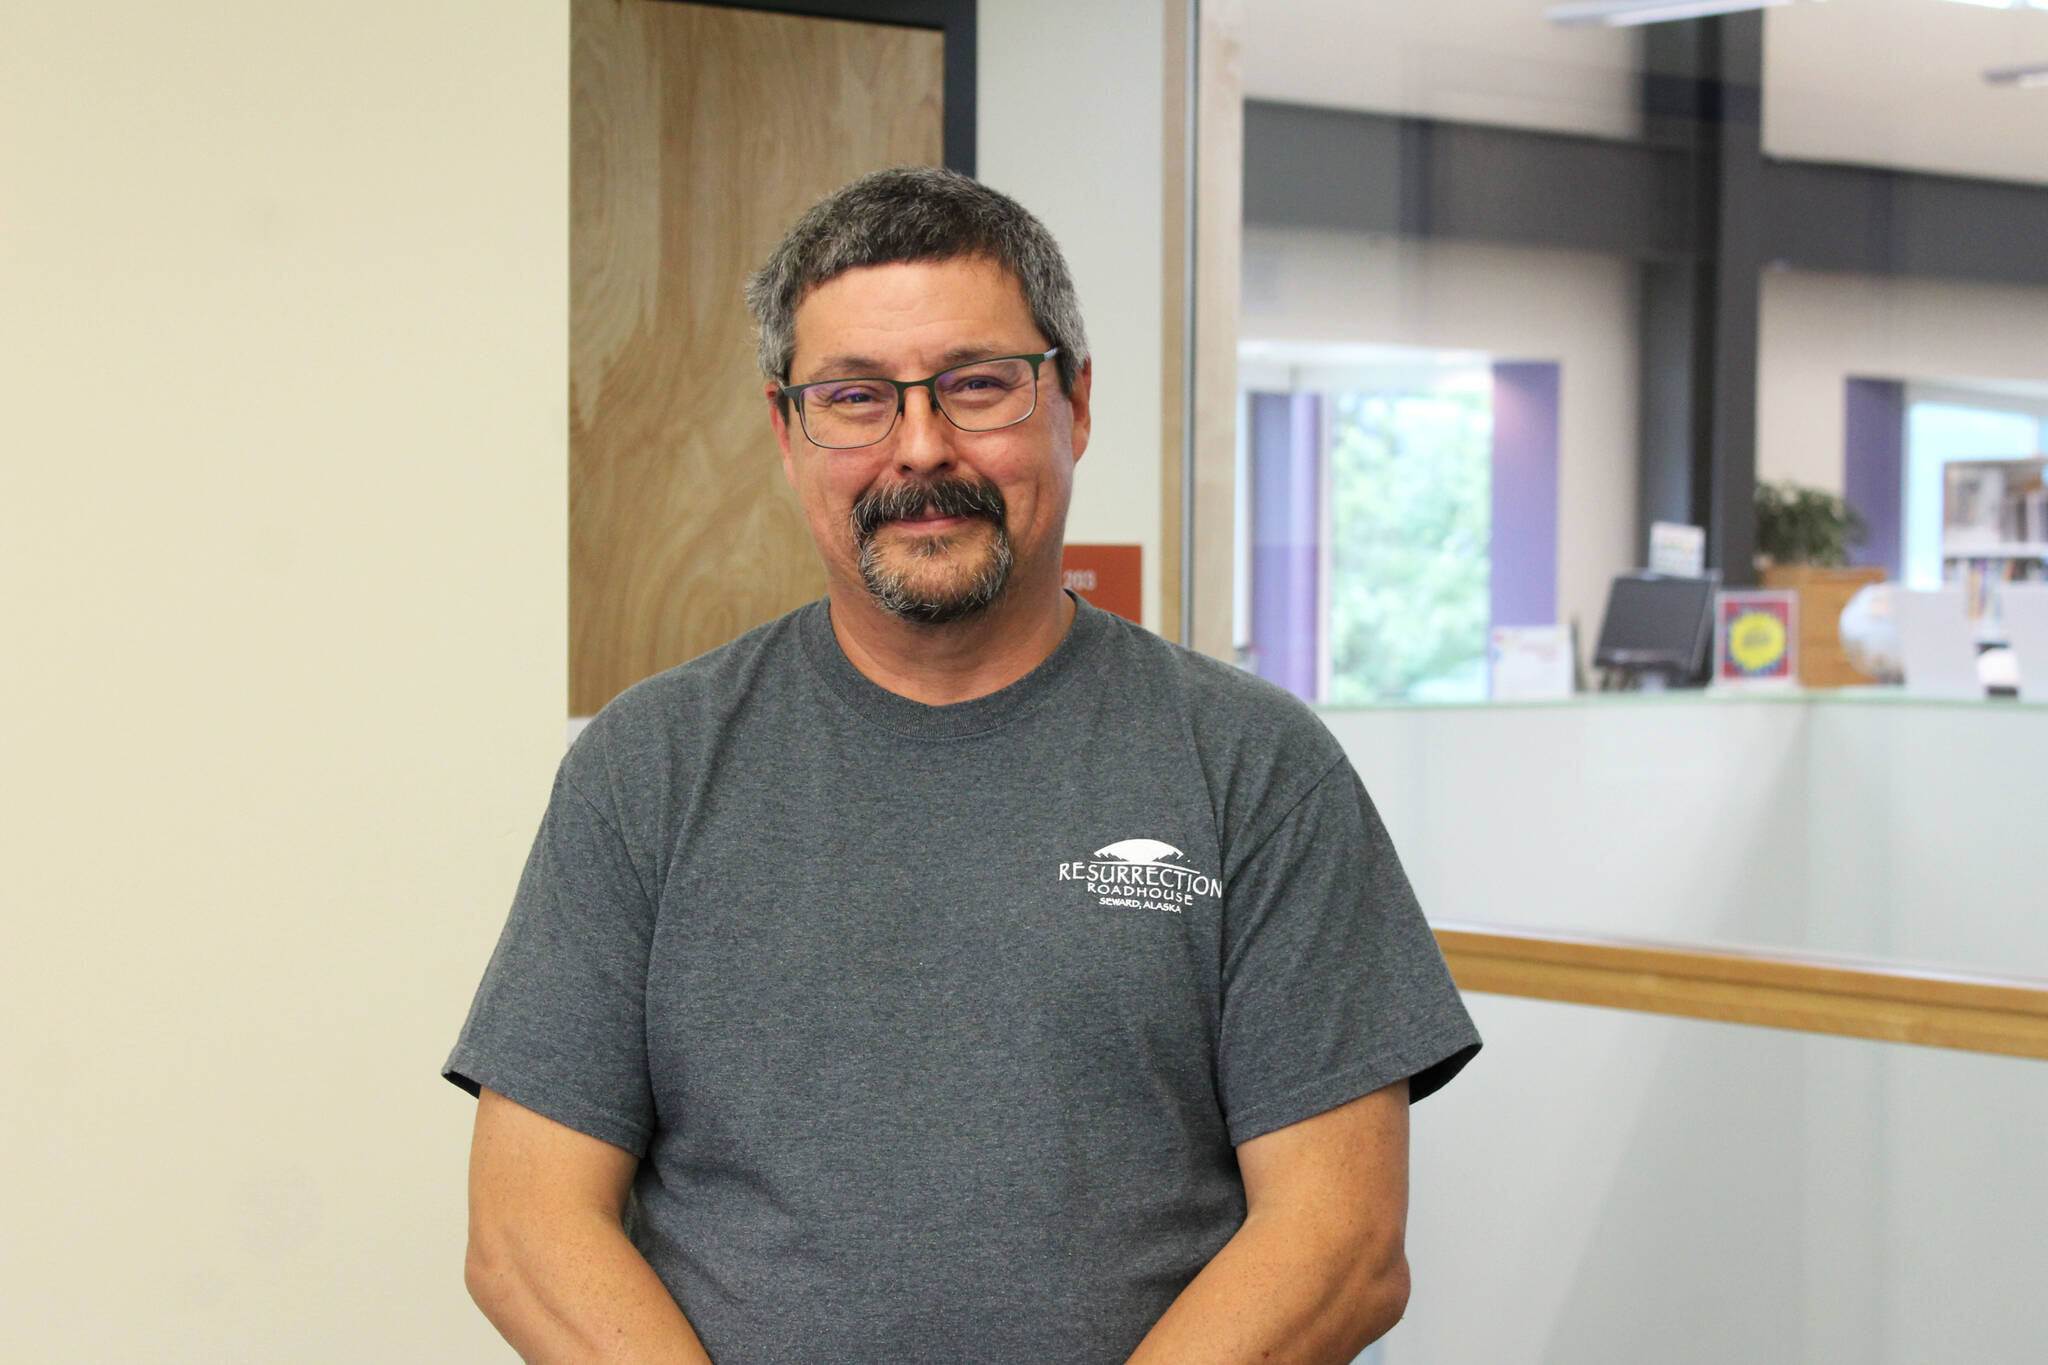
{"left": 892, "top": 386, "right": 956, "bottom": 473}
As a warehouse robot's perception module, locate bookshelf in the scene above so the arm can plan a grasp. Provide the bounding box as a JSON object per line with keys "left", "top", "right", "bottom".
{"left": 1943, "top": 456, "right": 2047, "bottom": 641}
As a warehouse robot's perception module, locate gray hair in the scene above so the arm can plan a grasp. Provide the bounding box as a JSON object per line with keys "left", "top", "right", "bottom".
{"left": 745, "top": 166, "right": 1089, "bottom": 399}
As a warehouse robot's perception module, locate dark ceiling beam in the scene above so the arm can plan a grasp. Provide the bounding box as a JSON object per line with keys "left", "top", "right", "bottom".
{"left": 1242, "top": 100, "right": 1690, "bottom": 261}
{"left": 1763, "top": 160, "right": 2048, "bottom": 289}
{"left": 1243, "top": 97, "right": 2048, "bottom": 293}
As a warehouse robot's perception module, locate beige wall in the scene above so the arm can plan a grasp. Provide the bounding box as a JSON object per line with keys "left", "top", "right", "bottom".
{"left": 1766, "top": 0, "right": 2048, "bottom": 187}
{"left": 1232, "top": 0, "right": 2048, "bottom": 187}
{"left": 1240, "top": 226, "right": 1642, "bottom": 673}
{"left": 3, "top": 4, "right": 567, "bottom": 1359}
{"left": 979, "top": 0, "right": 1171, "bottom": 631}
{"left": 1238, "top": 0, "right": 1643, "bottom": 141}
{"left": 1757, "top": 268, "right": 2048, "bottom": 495}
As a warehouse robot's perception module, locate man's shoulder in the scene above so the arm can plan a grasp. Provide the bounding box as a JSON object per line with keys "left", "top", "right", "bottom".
{"left": 1082, "top": 607, "right": 1347, "bottom": 816}
{"left": 1091, "top": 608, "right": 1340, "bottom": 759}
{"left": 567, "top": 602, "right": 817, "bottom": 781}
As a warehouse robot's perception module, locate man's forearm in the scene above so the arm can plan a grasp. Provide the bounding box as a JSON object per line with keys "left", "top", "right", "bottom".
{"left": 465, "top": 1204, "right": 714, "bottom": 1365}
{"left": 1123, "top": 1206, "right": 1409, "bottom": 1365}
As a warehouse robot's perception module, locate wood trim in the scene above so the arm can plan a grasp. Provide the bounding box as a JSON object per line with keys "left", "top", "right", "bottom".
{"left": 1435, "top": 922, "right": 2048, "bottom": 1061}
{"left": 1187, "top": 0, "right": 1242, "bottom": 662}
{"left": 1159, "top": 0, "right": 1190, "bottom": 644}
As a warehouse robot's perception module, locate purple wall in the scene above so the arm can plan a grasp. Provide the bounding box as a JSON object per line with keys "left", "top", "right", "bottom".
{"left": 1844, "top": 377, "right": 1904, "bottom": 580}
{"left": 1490, "top": 363, "right": 1560, "bottom": 629}
{"left": 1247, "top": 392, "right": 1321, "bottom": 700}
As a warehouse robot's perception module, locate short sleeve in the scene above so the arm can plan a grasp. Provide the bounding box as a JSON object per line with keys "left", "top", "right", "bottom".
{"left": 443, "top": 759, "right": 659, "bottom": 1158}
{"left": 1215, "top": 759, "right": 1480, "bottom": 1146}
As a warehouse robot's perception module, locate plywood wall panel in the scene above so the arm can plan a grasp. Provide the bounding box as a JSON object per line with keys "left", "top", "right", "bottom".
{"left": 571, "top": 0, "right": 943, "bottom": 715}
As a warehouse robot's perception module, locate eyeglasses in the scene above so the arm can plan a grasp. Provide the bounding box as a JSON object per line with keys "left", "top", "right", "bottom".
{"left": 779, "top": 348, "right": 1060, "bottom": 451}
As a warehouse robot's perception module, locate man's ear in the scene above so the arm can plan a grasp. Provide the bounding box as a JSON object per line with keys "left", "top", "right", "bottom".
{"left": 766, "top": 381, "right": 797, "bottom": 484}
{"left": 1065, "top": 357, "right": 1093, "bottom": 463}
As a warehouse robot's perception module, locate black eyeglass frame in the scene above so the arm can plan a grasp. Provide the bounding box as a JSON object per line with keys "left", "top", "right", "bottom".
{"left": 777, "top": 347, "right": 1062, "bottom": 450}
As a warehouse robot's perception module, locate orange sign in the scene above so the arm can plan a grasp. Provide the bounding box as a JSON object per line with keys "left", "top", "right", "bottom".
{"left": 1061, "top": 544, "right": 1142, "bottom": 623}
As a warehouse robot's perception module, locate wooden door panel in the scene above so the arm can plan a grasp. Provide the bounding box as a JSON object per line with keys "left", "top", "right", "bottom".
{"left": 571, "top": 0, "right": 943, "bottom": 714}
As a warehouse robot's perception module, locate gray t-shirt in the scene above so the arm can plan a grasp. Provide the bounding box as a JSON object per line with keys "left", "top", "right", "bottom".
{"left": 446, "top": 596, "right": 1478, "bottom": 1364}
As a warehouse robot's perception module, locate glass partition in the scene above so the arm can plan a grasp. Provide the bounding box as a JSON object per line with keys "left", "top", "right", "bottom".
{"left": 1391, "top": 993, "right": 2048, "bottom": 1365}
{"left": 1232, "top": 0, "right": 2048, "bottom": 699}
{"left": 1221, "top": 0, "right": 2048, "bottom": 986}
{"left": 1202, "top": 17, "right": 2048, "bottom": 1365}
{"left": 1319, "top": 693, "right": 2048, "bottom": 981}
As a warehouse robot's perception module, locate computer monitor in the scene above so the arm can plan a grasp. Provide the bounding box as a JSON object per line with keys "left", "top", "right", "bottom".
{"left": 1594, "top": 571, "right": 1718, "bottom": 688}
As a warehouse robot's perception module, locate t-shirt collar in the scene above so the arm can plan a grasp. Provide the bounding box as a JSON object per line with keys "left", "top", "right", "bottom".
{"left": 799, "top": 590, "right": 1110, "bottom": 740}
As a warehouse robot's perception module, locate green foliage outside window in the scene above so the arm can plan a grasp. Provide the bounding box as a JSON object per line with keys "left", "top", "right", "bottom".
{"left": 1325, "top": 389, "right": 1492, "bottom": 704}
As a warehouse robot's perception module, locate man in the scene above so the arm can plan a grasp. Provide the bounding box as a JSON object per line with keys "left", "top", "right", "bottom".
{"left": 447, "top": 166, "right": 1478, "bottom": 1364}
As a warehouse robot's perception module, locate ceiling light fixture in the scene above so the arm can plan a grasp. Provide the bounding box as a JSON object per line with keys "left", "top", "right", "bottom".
{"left": 1985, "top": 63, "right": 2048, "bottom": 88}
{"left": 1547, "top": 0, "right": 1815, "bottom": 26}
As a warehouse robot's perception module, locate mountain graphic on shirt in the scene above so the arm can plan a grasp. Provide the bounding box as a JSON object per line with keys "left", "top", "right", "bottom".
{"left": 1093, "top": 839, "right": 1185, "bottom": 865}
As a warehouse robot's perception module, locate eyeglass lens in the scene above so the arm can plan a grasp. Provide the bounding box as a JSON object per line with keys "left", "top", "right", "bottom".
{"left": 799, "top": 357, "right": 1039, "bottom": 449}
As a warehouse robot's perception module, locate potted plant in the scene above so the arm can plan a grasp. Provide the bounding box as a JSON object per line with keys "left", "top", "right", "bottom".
{"left": 1756, "top": 482, "right": 1867, "bottom": 568}
{"left": 1755, "top": 481, "right": 1882, "bottom": 686}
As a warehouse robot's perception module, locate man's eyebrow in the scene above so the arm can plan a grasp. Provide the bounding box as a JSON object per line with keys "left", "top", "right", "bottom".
{"left": 795, "top": 355, "right": 887, "bottom": 383}
{"left": 796, "top": 345, "right": 1030, "bottom": 382}
{"left": 936, "top": 343, "right": 1030, "bottom": 368}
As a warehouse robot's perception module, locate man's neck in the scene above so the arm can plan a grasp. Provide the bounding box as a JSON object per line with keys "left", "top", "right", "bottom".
{"left": 825, "top": 578, "right": 1077, "bottom": 707}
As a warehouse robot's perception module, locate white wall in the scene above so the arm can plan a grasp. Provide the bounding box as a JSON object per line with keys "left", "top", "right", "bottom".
{"left": 3, "top": 4, "right": 567, "bottom": 1360}
{"left": 1766, "top": 0, "right": 2048, "bottom": 187}
{"left": 1756, "top": 268, "right": 2048, "bottom": 495}
{"left": 1230, "top": 0, "right": 2048, "bottom": 185}
{"left": 1241, "top": 226, "right": 1641, "bottom": 671}
{"left": 1238, "top": 0, "right": 1643, "bottom": 141}
{"left": 979, "top": 0, "right": 1170, "bottom": 632}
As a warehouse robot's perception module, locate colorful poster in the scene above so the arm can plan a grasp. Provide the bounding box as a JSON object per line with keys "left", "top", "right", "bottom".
{"left": 1714, "top": 590, "right": 1798, "bottom": 688}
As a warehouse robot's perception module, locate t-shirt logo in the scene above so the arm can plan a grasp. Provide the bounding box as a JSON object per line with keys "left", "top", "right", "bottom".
{"left": 1057, "top": 838, "right": 1221, "bottom": 914}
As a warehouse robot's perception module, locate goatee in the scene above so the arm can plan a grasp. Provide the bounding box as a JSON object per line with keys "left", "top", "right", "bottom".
{"left": 850, "top": 475, "right": 1014, "bottom": 625}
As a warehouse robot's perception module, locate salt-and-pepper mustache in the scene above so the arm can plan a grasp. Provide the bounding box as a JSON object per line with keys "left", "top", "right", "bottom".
{"left": 850, "top": 476, "right": 1008, "bottom": 544}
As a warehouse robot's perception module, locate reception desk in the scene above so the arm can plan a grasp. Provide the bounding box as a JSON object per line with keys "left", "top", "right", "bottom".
{"left": 1319, "top": 690, "right": 2048, "bottom": 980}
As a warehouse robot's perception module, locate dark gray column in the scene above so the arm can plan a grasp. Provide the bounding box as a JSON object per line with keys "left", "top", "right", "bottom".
{"left": 1638, "top": 262, "right": 1703, "bottom": 552}
{"left": 1702, "top": 14, "right": 1763, "bottom": 587}
{"left": 1639, "top": 14, "right": 1763, "bottom": 586}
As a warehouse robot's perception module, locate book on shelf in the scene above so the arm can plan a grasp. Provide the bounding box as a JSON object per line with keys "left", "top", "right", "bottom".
{"left": 1943, "top": 457, "right": 2046, "bottom": 551}
{"left": 1945, "top": 556, "right": 2048, "bottom": 642}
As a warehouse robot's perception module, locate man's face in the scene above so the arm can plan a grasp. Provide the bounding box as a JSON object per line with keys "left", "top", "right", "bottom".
{"left": 768, "top": 255, "right": 1091, "bottom": 625}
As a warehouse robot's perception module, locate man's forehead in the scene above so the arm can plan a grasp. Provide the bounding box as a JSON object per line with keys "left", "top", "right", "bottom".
{"left": 790, "top": 258, "right": 1032, "bottom": 327}
{"left": 809, "top": 250, "right": 1017, "bottom": 290}
{"left": 787, "top": 255, "right": 1038, "bottom": 374}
